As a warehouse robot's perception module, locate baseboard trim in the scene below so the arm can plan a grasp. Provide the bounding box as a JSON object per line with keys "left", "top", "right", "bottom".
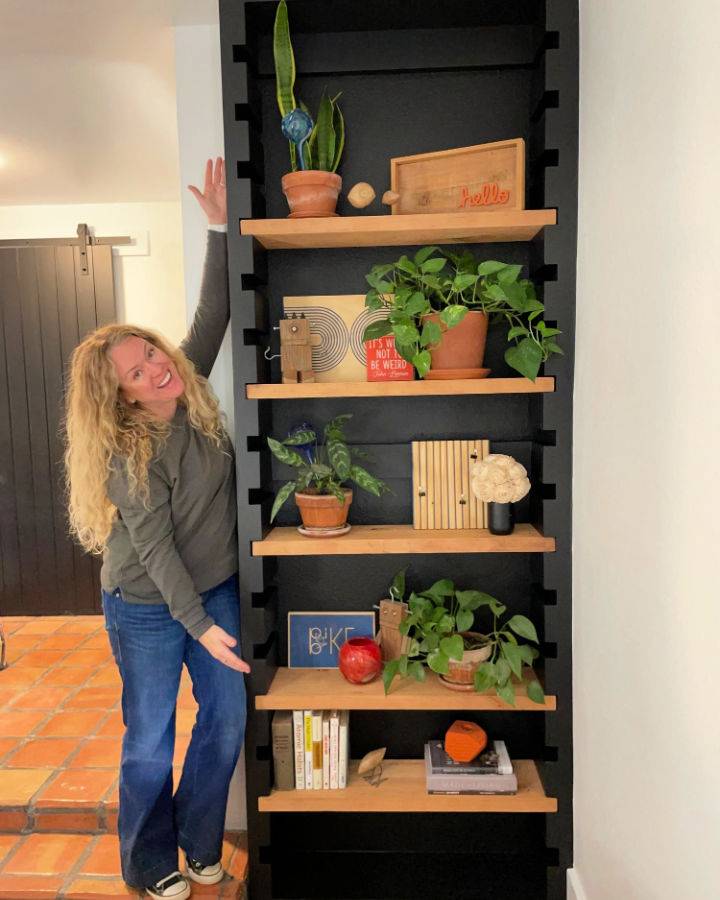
{"left": 567, "top": 868, "right": 588, "bottom": 900}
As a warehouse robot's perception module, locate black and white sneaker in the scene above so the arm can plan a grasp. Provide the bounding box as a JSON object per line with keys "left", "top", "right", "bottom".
{"left": 186, "top": 856, "right": 224, "bottom": 885}
{"left": 145, "top": 871, "right": 191, "bottom": 899}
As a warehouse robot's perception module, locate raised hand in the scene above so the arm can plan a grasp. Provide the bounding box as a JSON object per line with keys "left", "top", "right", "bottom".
{"left": 188, "top": 157, "right": 227, "bottom": 226}
{"left": 198, "top": 624, "right": 251, "bottom": 673}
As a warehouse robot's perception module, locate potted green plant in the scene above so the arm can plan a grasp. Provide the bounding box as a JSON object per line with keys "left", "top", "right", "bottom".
{"left": 267, "top": 415, "right": 388, "bottom": 534}
{"left": 361, "top": 246, "right": 562, "bottom": 381}
{"left": 381, "top": 570, "right": 545, "bottom": 706}
{"left": 274, "top": 0, "right": 344, "bottom": 217}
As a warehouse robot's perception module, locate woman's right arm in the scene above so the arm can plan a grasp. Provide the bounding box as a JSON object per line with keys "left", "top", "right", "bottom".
{"left": 107, "top": 465, "right": 249, "bottom": 673}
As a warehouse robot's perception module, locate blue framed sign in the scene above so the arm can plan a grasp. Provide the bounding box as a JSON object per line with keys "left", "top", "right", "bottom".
{"left": 288, "top": 611, "right": 376, "bottom": 668}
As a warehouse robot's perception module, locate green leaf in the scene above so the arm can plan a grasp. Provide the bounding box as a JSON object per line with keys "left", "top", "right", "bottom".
{"left": 505, "top": 337, "right": 543, "bottom": 381}
{"left": 426, "top": 649, "right": 450, "bottom": 675}
{"left": 315, "top": 93, "right": 335, "bottom": 172}
{"left": 496, "top": 682, "right": 516, "bottom": 706}
{"left": 508, "top": 614, "right": 539, "bottom": 643}
{"left": 420, "top": 257, "right": 446, "bottom": 273}
{"left": 496, "top": 658, "right": 512, "bottom": 686}
{"left": 349, "top": 465, "right": 385, "bottom": 497}
{"left": 455, "top": 609, "right": 474, "bottom": 633}
{"left": 452, "top": 273, "right": 478, "bottom": 292}
{"left": 501, "top": 642, "right": 524, "bottom": 680}
{"left": 267, "top": 437, "right": 306, "bottom": 468}
{"left": 310, "top": 462, "right": 333, "bottom": 478}
{"left": 327, "top": 439, "right": 351, "bottom": 479}
{"left": 414, "top": 246, "right": 441, "bottom": 266}
{"left": 423, "top": 579, "right": 455, "bottom": 601}
{"left": 474, "top": 662, "right": 497, "bottom": 693}
{"left": 477, "top": 260, "right": 508, "bottom": 276}
{"left": 412, "top": 350, "right": 431, "bottom": 378}
{"left": 382, "top": 658, "right": 400, "bottom": 694}
{"left": 331, "top": 100, "right": 344, "bottom": 172}
{"left": 440, "top": 634, "right": 464, "bottom": 661}
{"left": 439, "top": 305, "right": 467, "bottom": 328}
{"left": 527, "top": 679, "right": 545, "bottom": 704}
{"left": 395, "top": 255, "right": 417, "bottom": 274}
{"left": 362, "top": 319, "right": 393, "bottom": 342}
{"left": 420, "top": 319, "right": 442, "bottom": 347}
{"left": 507, "top": 325, "right": 529, "bottom": 341}
{"left": 455, "top": 590, "right": 497, "bottom": 611}
{"left": 497, "top": 264, "right": 523, "bottom": 283}
{"left": 518, "top": 644, "right": 535, "bottom": 665}
{"left": 501, "top": 281, "right": 530, "bottom": 312}
{"left": 326, "top": 481, "right": 347, "bottom": 504}
{"left": 273, "top": 0, "right": 296, "bottom": 117}
{"left": 365, "top": 293, "right": 384, "bottom": 311}
{"left": 408, "top": 660, "right": 426, "bottom": 682}
{"left": 389, "top": 567, "right": 406, "bottom": 601}
{"left": 404, "top": 292, "right": 429, "bottom": 317}
{"left": 419, "top": 632, "right": 440, "bottom": 652}
{"left": 283, "top": 429, "right": 316, "bottom": 445}
{"left": 544, "top": 338, "right": 564, "bottom": 356}
{"left": 393, "top": 322, "right": 420, "bottom": 345}
{"left": 270, "top": 481, "right": 296, "bottom": 522}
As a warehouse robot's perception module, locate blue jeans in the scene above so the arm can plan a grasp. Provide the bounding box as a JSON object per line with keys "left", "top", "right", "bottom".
{"left": 101, "top": 574, "right": 246, "bottom": 889}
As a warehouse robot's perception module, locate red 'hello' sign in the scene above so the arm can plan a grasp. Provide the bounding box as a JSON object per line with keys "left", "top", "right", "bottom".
{"left": 366, "top": 336, "right": 414, "bottom": 382}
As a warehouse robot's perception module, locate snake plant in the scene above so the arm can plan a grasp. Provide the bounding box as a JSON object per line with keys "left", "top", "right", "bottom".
{"left": 274, "top": 0, "right": 344, "bottom": 173}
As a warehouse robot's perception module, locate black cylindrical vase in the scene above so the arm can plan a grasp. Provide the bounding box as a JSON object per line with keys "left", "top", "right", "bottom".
{"left": 488, "top": 502, "right": 514, "bottom": 535}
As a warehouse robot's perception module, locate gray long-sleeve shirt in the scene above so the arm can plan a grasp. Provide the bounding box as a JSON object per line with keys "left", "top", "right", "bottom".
{"left": 100, "top": 230, "right": 237, "bottom": 639}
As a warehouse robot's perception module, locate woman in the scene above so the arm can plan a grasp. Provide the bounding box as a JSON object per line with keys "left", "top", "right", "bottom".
{"left": 65, "top": 158, "right": 250, "bottom": 900}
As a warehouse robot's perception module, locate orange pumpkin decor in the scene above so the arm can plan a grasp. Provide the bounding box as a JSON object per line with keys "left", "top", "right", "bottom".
{"left": 444, "top": 720, "right": 488, "bottom": 763}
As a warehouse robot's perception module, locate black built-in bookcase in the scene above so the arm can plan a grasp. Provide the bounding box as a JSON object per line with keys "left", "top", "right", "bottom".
{"left": 219, "top": 2, "right": 577, "bottom": 897}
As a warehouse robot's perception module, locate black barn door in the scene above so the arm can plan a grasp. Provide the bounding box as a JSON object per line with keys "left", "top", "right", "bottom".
{"left": 0, "top": 235, "right": 116, "bottom": 615}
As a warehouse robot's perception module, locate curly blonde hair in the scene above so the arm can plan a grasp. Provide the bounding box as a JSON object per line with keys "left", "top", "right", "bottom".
{"left": 64, "top": 324, "right": 225, "bottom": 554}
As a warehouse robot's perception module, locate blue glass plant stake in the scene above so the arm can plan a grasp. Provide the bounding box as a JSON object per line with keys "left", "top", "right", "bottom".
{"left": 281, "top": 108, "right": 314, "bottom": 171}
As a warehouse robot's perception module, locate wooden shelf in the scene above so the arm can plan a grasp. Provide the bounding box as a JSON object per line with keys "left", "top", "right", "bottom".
{"left": 240, "top": 209, "right": 557, "bottom": 250}
{"left": 255, "top": 667, "right": 555, "bottom": 712}
{"left": 252, "top": 523, "right": 554, "bottom": 557}
{"left": 247, "top": 377, "right": 554, "bottom": 400}
{"left": 258, "top": 758, "right": 556, "bottom": 813}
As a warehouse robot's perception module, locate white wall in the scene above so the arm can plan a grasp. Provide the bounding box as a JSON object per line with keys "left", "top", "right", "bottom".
{"left": 0, "top": 202, "right": 186, "bottom": 341}
{"left": 573, "top": 2, "right": 720, "bottom": 898}
{"left": 174, "top": 21, "right": 245, "bottom": 832}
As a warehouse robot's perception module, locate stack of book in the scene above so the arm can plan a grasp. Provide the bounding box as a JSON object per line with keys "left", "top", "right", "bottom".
{"left": 272, "top": 710, "right": 350, "bottom": 790}
{"left": 424, "top": 739, "right": 518, "bottom": 795}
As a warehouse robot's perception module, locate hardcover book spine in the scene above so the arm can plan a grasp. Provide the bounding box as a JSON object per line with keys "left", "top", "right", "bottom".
{"left": 329, "top": 710, "right": 339, "bottom": 789}
{"left": 292, "top": 710, "right": 305, "bottom": 789}
{"left": 271, "top": 711, "right": 294, "bottom": 791}
{"left": 303, "top": 710, "right": 313, "bottom": 789}
{"left": 322, "top": 712, "right": 330, "bottom": 789}
{"left": 311, "top": 710, "right": 323, "bottom": 790}
{"left": 338, "top": 710, "right": 349, "bottom": 789}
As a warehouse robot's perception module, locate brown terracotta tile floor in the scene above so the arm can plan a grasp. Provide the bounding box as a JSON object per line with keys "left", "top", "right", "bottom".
{"left": 0, "top": 617, "right": 247, "bottom": 898}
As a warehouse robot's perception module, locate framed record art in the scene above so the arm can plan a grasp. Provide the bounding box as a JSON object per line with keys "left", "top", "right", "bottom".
{"left": 283, "top": 295, "right": 389, "bottom": 382}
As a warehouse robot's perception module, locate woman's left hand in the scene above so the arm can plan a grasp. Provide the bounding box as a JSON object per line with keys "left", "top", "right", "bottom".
{"left": 188, "top": 157, "right": 227, "bottom": 225}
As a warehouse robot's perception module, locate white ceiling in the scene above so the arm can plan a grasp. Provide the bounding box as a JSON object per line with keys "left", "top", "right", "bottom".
{"left": 0, "top": 1, "right": 219, "bottom": 205}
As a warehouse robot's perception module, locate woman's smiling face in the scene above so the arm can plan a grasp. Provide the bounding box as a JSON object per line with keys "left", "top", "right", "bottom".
{"left": 108, "top": 335, "right": 185, "bottom": 416}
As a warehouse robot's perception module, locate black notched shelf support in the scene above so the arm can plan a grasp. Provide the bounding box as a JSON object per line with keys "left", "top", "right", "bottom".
{"left": 220, "top": 2, "right": 577, "bottom": 898}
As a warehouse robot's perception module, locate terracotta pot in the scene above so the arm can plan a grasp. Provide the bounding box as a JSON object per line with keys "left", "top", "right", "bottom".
{"left": 423, "top": 310, "right": 489, "bottom": 373}
{"left": 441, "top": 632, "right": 493, "bottom": 688}
{"left": 281, "top": 170, "right": 342, "bottom": 218}
{"left": 295, "top": 489, "right": 353, "bottom": 531}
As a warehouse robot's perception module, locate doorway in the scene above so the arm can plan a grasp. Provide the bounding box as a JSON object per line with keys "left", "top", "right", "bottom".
{"left": 0, "top": 227, "right": 118, "bottom": 615}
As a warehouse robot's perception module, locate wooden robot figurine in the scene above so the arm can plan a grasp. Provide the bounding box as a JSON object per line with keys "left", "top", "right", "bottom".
{"left": 280, "top": 313, "right": 315, "bottom": 384}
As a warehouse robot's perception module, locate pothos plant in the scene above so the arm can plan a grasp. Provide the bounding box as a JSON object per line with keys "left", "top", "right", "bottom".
{"left": 381, "top": 569, "right": 545, "bottom": 706}
{"left": 274, "top": 0, "right": 344, "bottom": 173}
{"left": 267, "top": 415, "right": 388, "bottom": 521}
{"left": 361, "top": 246, "right": 562, "bottom": 381}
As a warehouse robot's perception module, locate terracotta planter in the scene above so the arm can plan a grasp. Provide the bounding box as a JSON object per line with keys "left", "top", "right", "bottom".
{"left": 295, "top": 489, "right": 352, "bottom": 531}
{"left": 282, "top": 170, "right": 342, "bottom": 218}
{"left": 441, "top": 631, "right": 493, "bottom": 689}
{"left": 423, "top": 310, "right": 489, "bottom": 378}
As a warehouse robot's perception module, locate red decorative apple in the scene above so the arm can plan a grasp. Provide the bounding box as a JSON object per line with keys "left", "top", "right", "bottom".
{"left": 338, "top": 637, "right": 382, "bottom": 684}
